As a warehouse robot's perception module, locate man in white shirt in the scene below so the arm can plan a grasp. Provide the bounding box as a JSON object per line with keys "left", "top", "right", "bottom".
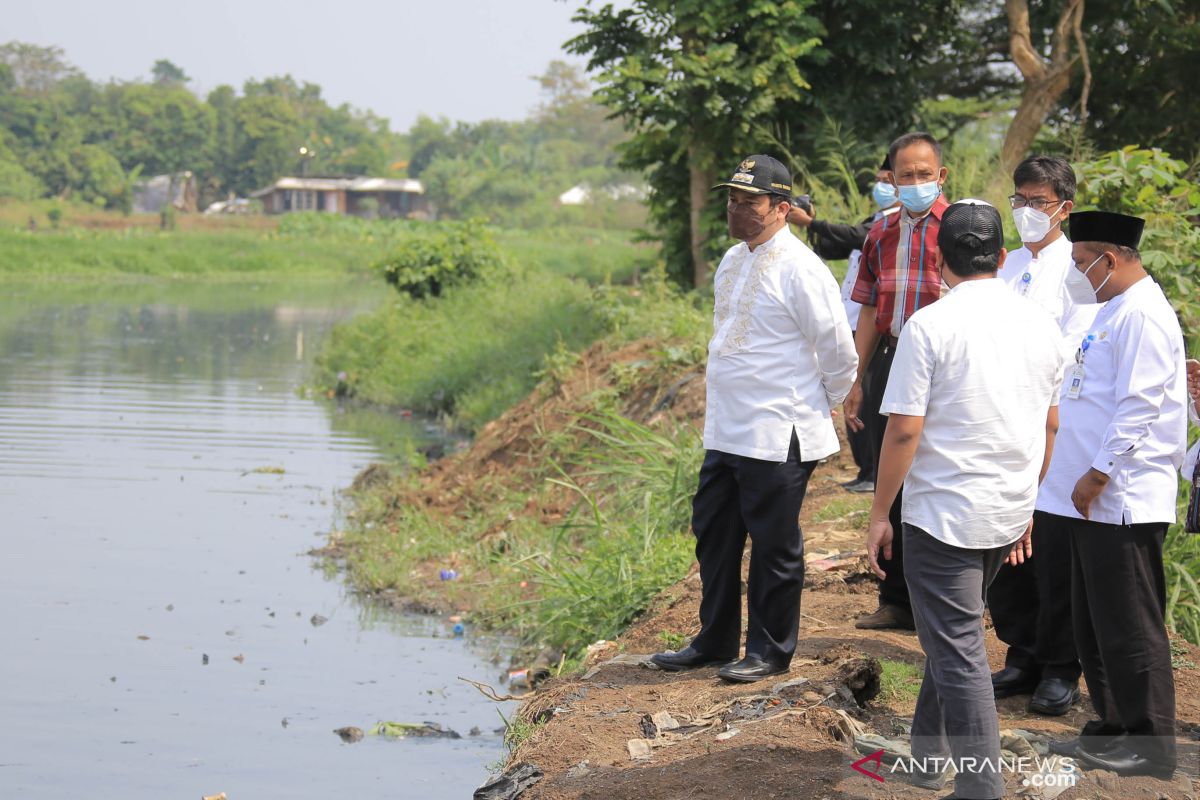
{"left": 866, "top": 201, "right": 1064, "bottom": 799}
{"left": 989, "top": 156, "right": 1098, "bottom": 716}
{"left": 651, "top": 154, "right": 857, "bottom": 682}
{"left": 1039, "top": 211, "right": 1186, "bottom": 779}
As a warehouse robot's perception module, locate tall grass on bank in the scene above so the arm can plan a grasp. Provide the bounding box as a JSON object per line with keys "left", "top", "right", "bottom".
{"left": 316, "top": 263, "right": 708, "bottom": 431}
{"left": 497, "top": 413, "right": 703, "bottom": 650}
{"left": 316, "top": 272, "right": 604, "bottom": 429}
{"left": 337, "top": 410, "right": 704, "bottom": 659}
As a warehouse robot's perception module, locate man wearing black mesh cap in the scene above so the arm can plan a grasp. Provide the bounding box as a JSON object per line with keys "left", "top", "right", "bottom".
{"left": 865, "top": 201, "right": 1064, "bottom": 798}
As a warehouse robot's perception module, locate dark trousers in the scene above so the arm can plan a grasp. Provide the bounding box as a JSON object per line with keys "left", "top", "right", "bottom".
{"left": 689, "top": 433, "right": 817, "bottom": 666}
{"left": 905, "top": 524, "right": 1012, "bottom": 800}
{"left": 1061, "top": 513, "right": 1177, "bottom": 767}
{"left": 986, "top": 511, "right": 1081, "bottom": 681}
{"left": 863, "top": 341, "right": 908, "bottom": 610}
{"left": 846, "top": 391, "right": 875, "bottom": 484}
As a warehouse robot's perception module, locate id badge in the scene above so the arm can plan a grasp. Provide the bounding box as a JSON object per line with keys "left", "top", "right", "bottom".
{"left": 1066, "top": 364, "right": 1085, "bottom": 399}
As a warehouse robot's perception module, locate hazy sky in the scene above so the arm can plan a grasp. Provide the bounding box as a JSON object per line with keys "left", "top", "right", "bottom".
{"left": 5, "top": 0, "right": 593, "bottom": 131}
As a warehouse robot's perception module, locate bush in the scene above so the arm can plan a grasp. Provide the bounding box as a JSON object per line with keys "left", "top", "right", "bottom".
{"left": 1074, "top": 147, "right": 1200, "bottom": 331}
{"left": 376, "top": 220, "right": 507, "bottom": 298}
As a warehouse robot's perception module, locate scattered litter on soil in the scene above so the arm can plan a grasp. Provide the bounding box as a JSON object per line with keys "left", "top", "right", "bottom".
{"left": 473, "top": 761, "right": 544, "bottom": 800}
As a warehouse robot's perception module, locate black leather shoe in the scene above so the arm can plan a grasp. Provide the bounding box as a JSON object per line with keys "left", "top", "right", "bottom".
{"left": 1048, "top": 736, "right": 1121, "bottom": 758}
{"left": 991, "top": 665, "right": 1040, "bottom": 698}
{"left": 650, "top": 646, "right": 735, "bottom": 672}
{"left": 1028, "top": 677, "right": 1081, "bottom": 715}
{"left": 1078, "top": 744, "right": 1175, "bottom": 779}
{"left": 717, "top": 656, "right": 788, "bottom": 683}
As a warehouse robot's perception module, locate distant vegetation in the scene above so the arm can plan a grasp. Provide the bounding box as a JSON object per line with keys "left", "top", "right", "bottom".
{"left": 0, "top": 43, "right": 641, "bottom": 228}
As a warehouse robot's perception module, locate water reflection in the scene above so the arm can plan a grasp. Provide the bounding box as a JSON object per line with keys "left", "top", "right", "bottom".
{"left": 0, "top": 281, "right": 510, "bottom": 798}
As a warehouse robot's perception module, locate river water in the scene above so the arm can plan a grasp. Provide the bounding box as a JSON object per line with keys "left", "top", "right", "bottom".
{"left": 0, "top": 281, "right": 514, "bottom": 798}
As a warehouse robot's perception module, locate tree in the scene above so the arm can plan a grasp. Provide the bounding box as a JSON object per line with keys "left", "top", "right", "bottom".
{"left": 0, "top": 41, "right": 80, "bottom": 95}
{"left": 105, "top": 84, "right": 215, "bottom": 176}
{"left": 151, "top": 59, "right": 190, "bottom": 87}
{"left": 568, "top": 1, "right": 824, "bottom": 287}
{"left": 1068, "top": 0, "right": 1200, "bottom": 160}
{"left": 999, "top": 0, "right": 1087, "bottom": 177}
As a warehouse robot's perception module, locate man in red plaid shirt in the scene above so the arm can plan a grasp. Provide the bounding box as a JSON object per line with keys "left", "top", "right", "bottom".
{"left": 845, "top": 132, "right": 950, "bottom": 630}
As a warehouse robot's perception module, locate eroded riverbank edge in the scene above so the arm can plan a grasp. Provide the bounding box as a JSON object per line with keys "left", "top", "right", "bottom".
{"left": 326, "top": 337, "right": 1200, "bottom": 800}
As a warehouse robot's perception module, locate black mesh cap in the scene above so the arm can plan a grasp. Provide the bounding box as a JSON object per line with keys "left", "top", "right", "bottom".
{"left": 937, "top": 199, "right": 1003, "bottom": 270}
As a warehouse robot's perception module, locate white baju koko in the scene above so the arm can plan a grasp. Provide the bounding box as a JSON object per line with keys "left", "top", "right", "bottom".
{"left": 703, "top": 226, "right": 858, "bottom": 462}
{"left": 1037, "top": 276, "right": 1187, "bottom": 524}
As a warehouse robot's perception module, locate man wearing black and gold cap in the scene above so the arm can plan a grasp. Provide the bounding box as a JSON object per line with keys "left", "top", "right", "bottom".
{"left": 651, "top": 154, "right": 857, "bottom": 682}
{"left": 1037, "top": 211, "right": 1187, "bottom": 778}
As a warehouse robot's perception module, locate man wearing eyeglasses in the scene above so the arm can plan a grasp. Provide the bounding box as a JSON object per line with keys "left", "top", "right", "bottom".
{"left": 988, "top": 156, "right": 1101, "bottom": 718}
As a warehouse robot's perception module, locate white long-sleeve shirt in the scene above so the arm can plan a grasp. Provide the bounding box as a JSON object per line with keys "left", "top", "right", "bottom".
{"left": 703, "top": 226, "right": 858, "bottom": 462}
{"left": 1038, "top": 276, "right": 1188, "bottom": 524}
{"left": 997, "top": 234, "right": 1100, "bottom": 359}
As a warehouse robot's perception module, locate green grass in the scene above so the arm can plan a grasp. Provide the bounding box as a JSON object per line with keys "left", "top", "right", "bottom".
{"left": 812, "top": 494, "right": 874, "bottom": 524}
{"left": 314, "top": 271, "right": 605, "bottom": 429}
{"left": 493, "top": 226, "right": 655, "bottom": 284}
{"left": 0, "top": 225, "right": 388, "bottom": 282}
{"left": 338, "top": 410, "right": 705, "bottom": 660}
{"left": 878, "top": 659, "right": 924, "bottom": 705}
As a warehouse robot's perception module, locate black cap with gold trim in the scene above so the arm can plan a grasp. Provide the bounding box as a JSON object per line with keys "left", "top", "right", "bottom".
{"left": 711, "top": 154, "right": 793, "bottom": 198}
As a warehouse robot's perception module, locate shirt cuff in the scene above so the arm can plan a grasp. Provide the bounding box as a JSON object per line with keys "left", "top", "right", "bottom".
{"left": 1090, "top": 448, "right": 1129, "bottom": 476}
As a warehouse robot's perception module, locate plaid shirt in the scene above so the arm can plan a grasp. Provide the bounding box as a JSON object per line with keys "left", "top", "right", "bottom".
{"left": 851, "top": 194, "right": 948, "bottom": 337}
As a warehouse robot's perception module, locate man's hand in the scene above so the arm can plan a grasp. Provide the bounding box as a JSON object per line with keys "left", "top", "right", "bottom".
{"left": 866, "top": 515, "right": 893, "bottom": 580}
{"left": 844, "top": 382, "right": 865, "bottom": 432}
{"left": 1071, "top": 468, "right": 1111, "bottom": 519}
{"left": 1187, "top": 358, "right": 1199, "bottom": 416}
{"left": 786, "top": 205, "right": 814, "bottom": 227}
{"left": 1005, "top": 519, "right": 1034, "bottom": 566}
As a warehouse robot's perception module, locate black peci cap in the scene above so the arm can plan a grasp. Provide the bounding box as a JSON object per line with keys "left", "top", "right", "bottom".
{"left": 712, "top": 154, "right": 793, "bottom": 198}
{"left": 1068, "top": 211, "right": 1144, "bottom": 249}
{"left": 937, "top": 200, "right": 1003, "bottom": 270}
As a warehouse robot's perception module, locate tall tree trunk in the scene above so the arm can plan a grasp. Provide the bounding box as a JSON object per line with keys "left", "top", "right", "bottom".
{"left": 687, "top": 143, "right": 714, "bottom": 288}
{"left": 998, "top": 0, "right": 1087, "bottom": 179}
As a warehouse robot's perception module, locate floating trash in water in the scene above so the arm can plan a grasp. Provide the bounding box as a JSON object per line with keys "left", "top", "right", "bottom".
{"left": 452, "top": 623, "right": 465, "bottom": 637}
{"left": 367, "top": 721, "right": 461, "bottom": 739}
{"left": 334, "top": 726, "right": 364, "bottom": 744}
{"left": 310, "top": 614, "right": 328, "bottom": 627}
{"left": 439, "top": 569, "right": 458, "bottom": 581}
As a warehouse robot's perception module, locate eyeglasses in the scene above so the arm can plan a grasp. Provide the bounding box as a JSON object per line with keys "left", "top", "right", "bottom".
{"left": 1008, "top": 195, "right": 1063, "bottom": 211}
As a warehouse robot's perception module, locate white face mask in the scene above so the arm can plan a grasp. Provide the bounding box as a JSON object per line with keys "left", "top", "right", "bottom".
{"left": 1065, "top": 253, "right": 1111, "bottom": 305}
{"left": 1012, "top": 202, "right": 1064, "bottom": 243}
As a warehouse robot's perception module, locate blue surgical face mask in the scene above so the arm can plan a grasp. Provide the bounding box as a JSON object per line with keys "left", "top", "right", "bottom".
{"left": 872, "top": 182, "right": 897, "bottom": 209}
{"left": 897, "top": 180, "right": 941, "bottom": 213}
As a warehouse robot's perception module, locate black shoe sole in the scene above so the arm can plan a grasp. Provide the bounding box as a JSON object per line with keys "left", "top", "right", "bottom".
{"left": 717, "top": 668, "right": 787, "bottom": 683}
{"left": 651, "top": 656, "right": 737, "bottom": 672}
